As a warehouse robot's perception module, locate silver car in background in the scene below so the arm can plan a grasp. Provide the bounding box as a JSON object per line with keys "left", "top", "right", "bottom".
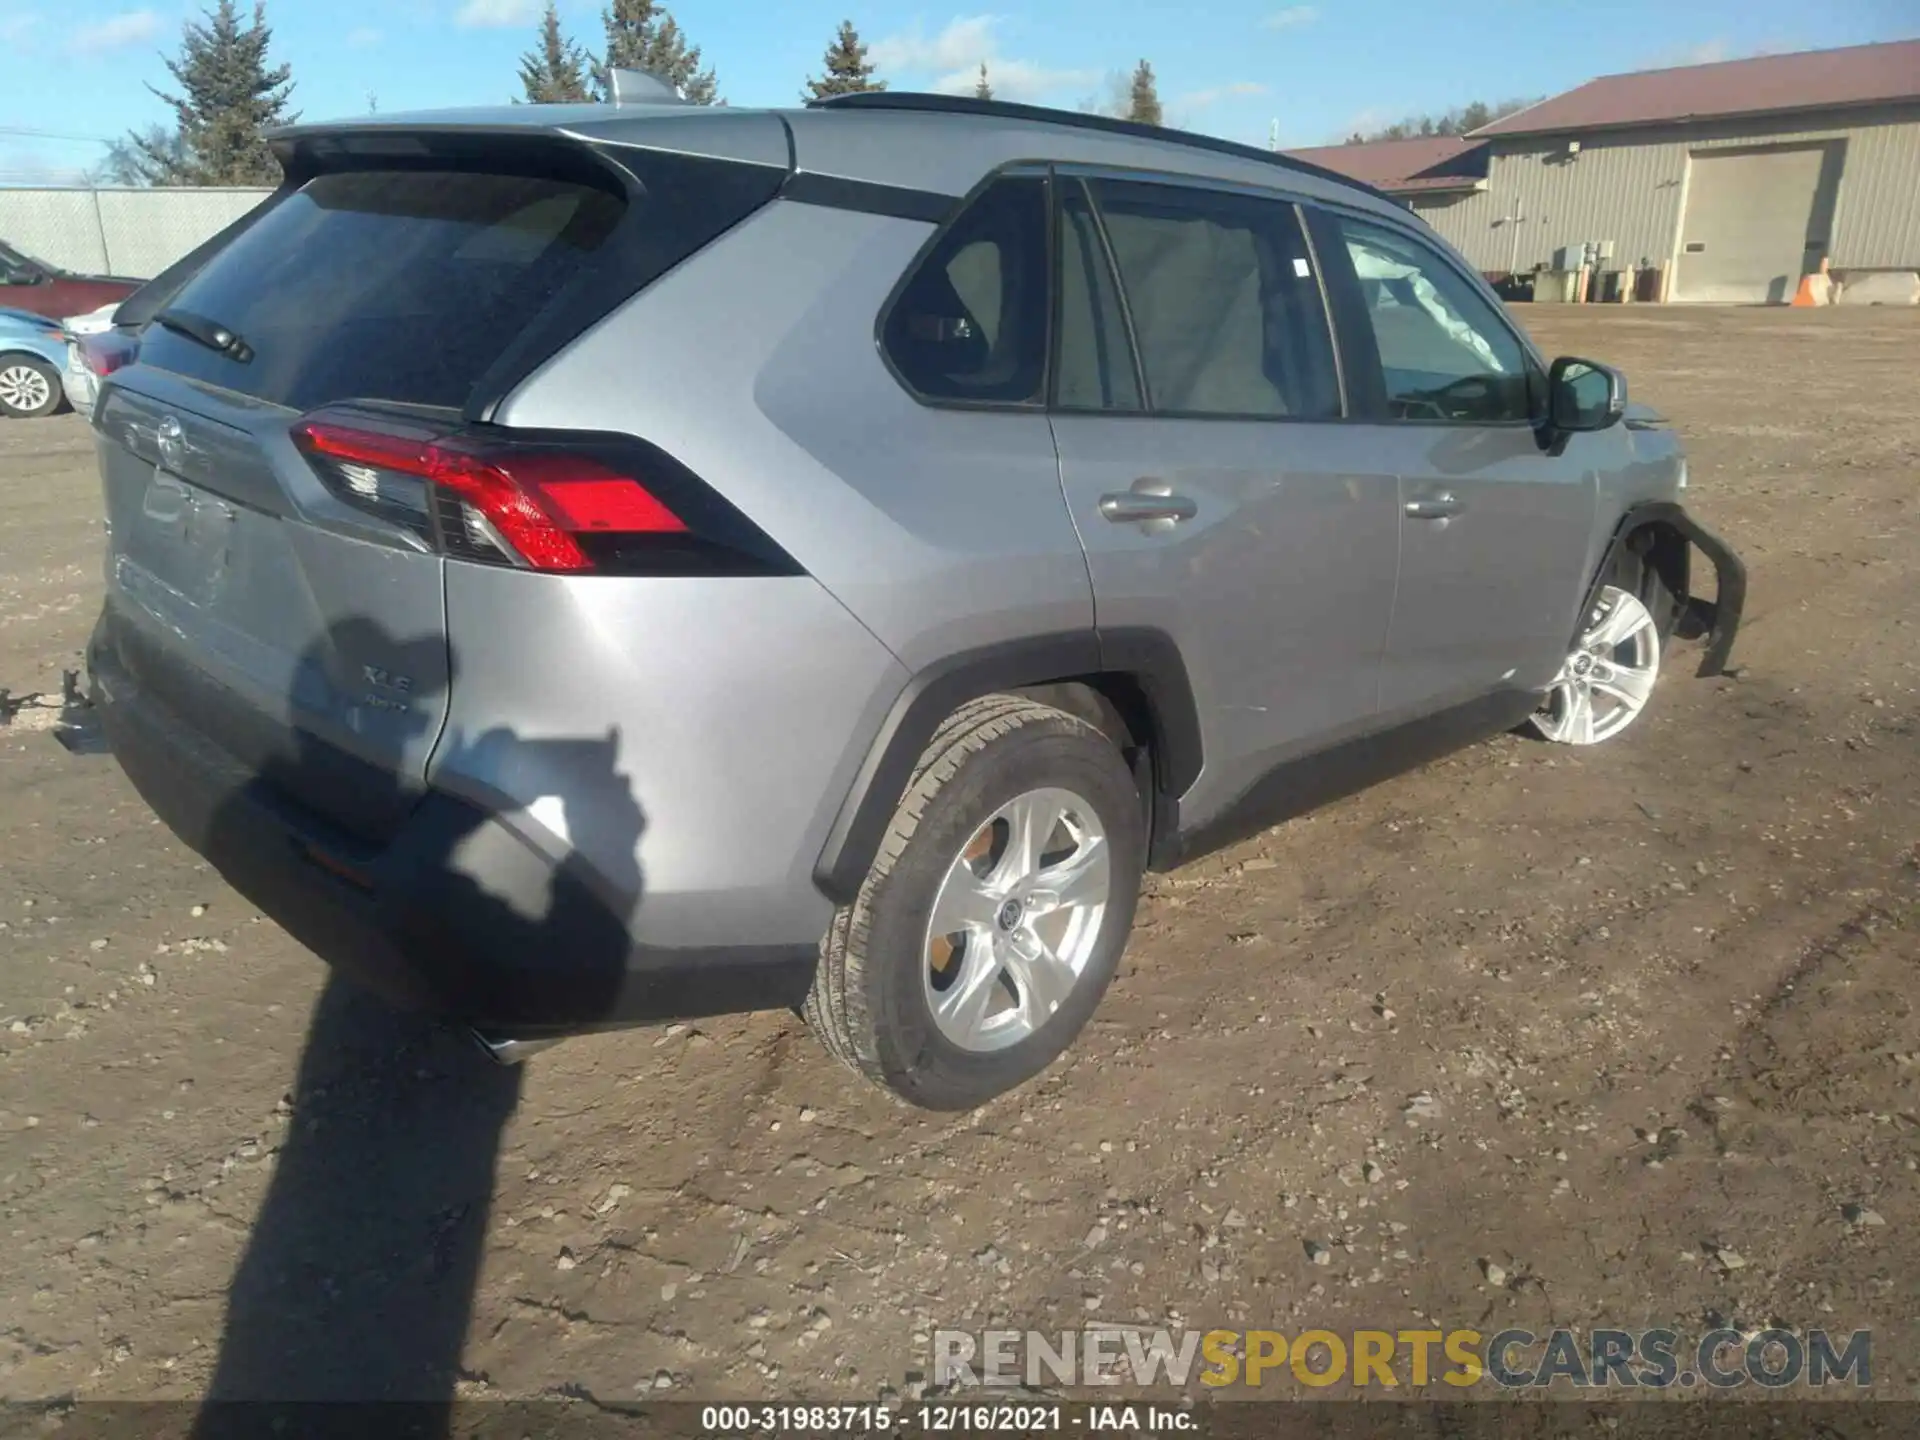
{"left": 61, "top": 302, "right": 135, "bottom": 422}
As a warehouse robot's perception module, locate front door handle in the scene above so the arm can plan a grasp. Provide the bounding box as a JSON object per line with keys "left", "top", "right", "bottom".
{"left": 1100, "top": 485, "right": 1197, "bottom": 526}
{"left": 1405, "top": 493, "right": 1463, "bottom": 521}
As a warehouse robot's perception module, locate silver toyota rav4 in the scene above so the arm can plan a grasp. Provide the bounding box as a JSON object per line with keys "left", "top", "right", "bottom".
{"left": 87, "top": 86, "right": 1744, "bottom": 1110}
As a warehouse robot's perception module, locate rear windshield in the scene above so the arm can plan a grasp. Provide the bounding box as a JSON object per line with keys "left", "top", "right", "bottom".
{"left": 137, "top": 168, "right": 626, "bottom": 413}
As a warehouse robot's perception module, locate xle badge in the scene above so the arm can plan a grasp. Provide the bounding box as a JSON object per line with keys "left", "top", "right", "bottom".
{"left": 361, "top": 665, "right": 415, "bottom": 713}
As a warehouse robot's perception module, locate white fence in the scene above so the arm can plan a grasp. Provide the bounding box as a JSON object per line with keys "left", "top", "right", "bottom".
{"left": 0, "top": 186, "right": 273, "bottom": 281}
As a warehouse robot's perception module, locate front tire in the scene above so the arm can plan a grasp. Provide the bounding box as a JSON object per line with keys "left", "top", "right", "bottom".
{"left": 0, "top": 354, "right": 62, "bottom": 419}
{"left": 805, "top": 694, "right": 1144, "bottom": 1110}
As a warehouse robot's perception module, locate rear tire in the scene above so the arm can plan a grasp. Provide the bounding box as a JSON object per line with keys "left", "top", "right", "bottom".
{"left": 804, "top": 694, "right": 1144, "bottom": 1110}
{"left": 0, "top": 354, "right": 62, "bottom": 419}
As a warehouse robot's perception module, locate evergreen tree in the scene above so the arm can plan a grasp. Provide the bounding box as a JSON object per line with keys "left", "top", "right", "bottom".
{"left": 129, "top": 0, "right": 295, "bottom": 186}
{"left": 804, "top": 20, "right": 885, "bottom": 100}
{"left": 599, "top": 0, "right": 718, "bottom": 104}
{"left": 1343, "top": 97, "right": 1536, "bottom": 144}
{"left": 1125, "top": 59, "right": 1162, "bottom": 126}
{"left": 973, "top": 63, "right": 993, "bottom": 101}
{"left": 519, "top": 1, "right": 592, "bottom": 103}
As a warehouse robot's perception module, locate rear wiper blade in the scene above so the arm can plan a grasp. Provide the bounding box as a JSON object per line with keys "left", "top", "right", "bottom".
{"left": 153, "top": 307, "right": 254, "bottom": 364}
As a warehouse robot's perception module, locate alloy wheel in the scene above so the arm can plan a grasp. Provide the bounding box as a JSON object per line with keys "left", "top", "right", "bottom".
{"left": 0, "top": 363, "right": 53, "bottom": 415}
{"left": 922, "top": 786, "right": 1111, "bottom": 1053}
{"left": 1532, "top": 584, "right": 1661, "bottom": 745}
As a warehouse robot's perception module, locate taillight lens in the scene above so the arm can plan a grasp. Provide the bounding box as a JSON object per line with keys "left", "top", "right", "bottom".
{"left": 77, "top": 331, "right": 138, "bottom": 377}
{"left": 290, "top": 408, "right": 787, "bottom": 578}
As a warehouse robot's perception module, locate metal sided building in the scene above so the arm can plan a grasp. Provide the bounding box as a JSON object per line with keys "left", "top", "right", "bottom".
{"left": 1289, "top": 39, "right": 1920, "bottom": 304}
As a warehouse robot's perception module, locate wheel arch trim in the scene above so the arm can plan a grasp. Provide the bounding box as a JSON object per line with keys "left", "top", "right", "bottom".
{"left": 1589, "top": 500, "right": 1746, "bottom": 678}
{"left": 812, "top": 628, "right": 1202, "bottom": 905}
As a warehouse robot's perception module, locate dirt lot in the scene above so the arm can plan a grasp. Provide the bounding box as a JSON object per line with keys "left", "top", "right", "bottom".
{"left": 1, "top": 307, "right": 1915, "bottom": 1406}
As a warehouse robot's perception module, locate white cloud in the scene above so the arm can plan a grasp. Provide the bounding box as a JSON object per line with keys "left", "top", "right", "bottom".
{"left": 1643, "top": 37, "right": 1797, "bottom": 69}
{"left": 868, "top": 15, "right": 998, "bottom": 74}
{"left": 871, "top": 15, "right": 1096, "bottom": 103}
{"left": 1655, "top": 38, "right": 1730, "bottom": 66}
{"left": 68, "top": 8, "right": 159, "bottom": 55}
{"left": 455, "top": 0, "right": 537, "bottom": 29}
{"left": 932, "top": 58, "right": 1099, "bottom": 102}
{"left": 1260, "top": 5, "right": 1319, "bottom": 31}
{"left": 1178, "top": 80, "right": 1268, "bottom": 111}
{"left": 0, "top": 9, "right": 40, "bottom": 45}
{"left": 345, "top": 25, "right": 383, "bottom": 47}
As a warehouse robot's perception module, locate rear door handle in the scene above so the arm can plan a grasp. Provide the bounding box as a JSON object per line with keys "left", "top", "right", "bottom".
{"left": 1099, "top": 488, "right": 1197, "bottom": 526}
{"left": 1405, "top": 493, "right": 1463, "bottom": 520}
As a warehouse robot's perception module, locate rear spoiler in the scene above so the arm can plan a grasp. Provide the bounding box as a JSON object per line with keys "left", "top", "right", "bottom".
{"left": 116, "top": 111, "right": 796, "bottom": 343}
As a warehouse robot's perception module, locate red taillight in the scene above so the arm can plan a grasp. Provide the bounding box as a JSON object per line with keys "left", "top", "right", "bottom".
{"left": 78, "top": 332, "right": 138, "bottom": 377}
{"left": 293, "top": 415, "right": 687, "bottom": 574}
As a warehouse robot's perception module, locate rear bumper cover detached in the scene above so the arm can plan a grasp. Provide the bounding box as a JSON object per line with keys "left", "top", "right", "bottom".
{"left": 89, "top": 619, "right": 817, "bottom": 1038}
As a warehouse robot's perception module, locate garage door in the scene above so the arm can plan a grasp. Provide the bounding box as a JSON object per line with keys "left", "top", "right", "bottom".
{"left": 1673, "top": 143, "right": 1840, "bottom": 304}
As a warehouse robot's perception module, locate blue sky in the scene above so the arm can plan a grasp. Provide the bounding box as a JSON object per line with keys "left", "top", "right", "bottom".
{"left": 1, "top": 0, "right": 1914, "bottom": 182}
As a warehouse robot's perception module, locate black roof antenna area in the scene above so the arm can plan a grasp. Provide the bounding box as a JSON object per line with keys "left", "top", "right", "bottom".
{"left": 805, "top": 91, "right": 1389, "bottom": 202}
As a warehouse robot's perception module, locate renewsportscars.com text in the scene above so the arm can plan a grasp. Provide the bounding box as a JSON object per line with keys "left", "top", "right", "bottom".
{"left": 933, "top": 1326, "right": 1872, "bottom": 1390}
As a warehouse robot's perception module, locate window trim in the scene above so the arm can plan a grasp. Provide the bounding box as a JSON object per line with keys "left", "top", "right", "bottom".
{"left": 1047, "top": 172, "right": 1150, "bottom": 412}
{"left": 1307, "top": 199, "right": 1549, "bottom": 431}
{"left": 871, "top": 161, "right": 1056, "bottom": 414}
{"left": 1293, "top": 201, "right": 1349, "bottom": 419}
{"left": 1049, "top": 164, "right": 1351, "bottom": 427}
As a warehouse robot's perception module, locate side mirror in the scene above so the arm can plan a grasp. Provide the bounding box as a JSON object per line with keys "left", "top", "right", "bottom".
{"left": 1548, "top": 356, "right": 1626, "bottom": 431}
{"left": 4, "top": 264, "right": 46, "bottom": 286}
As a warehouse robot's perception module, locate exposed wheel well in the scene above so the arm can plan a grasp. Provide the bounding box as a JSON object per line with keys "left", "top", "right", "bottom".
{"left": 1013, "top": 675, "right": 1165, "bottom": 859}
{"left": 1621, "top": 520, "right": 1690, "bottom": 606}
{"left": 1012, "top": 679, "right": 1140, "bottom": 755}
{"left": 1595, "top": 500, "right": 1746, "bottom": 679}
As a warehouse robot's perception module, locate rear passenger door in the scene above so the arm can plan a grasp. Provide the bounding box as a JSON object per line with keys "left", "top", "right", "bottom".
{"left": 1048, "top": 173, "right": 1401, "bottom": 828}
{"left": 1308, "top": 209, "right": 1598, "bottom": 719}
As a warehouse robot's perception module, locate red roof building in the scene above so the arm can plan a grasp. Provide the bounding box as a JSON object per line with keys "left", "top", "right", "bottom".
{"left": 1292, "top": 39, "right": 1920, "bottom": 303}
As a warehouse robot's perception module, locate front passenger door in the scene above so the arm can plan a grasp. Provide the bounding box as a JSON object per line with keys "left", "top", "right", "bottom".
{"left": 1310, "top": 210, "right": 1598, "bottom": 720}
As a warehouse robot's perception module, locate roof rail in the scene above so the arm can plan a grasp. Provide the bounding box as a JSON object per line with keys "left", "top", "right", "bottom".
{"left": 804, "top": 91, "right": 1389, "bottom": 202}
{"left": 606, "top": 67, "right": 689, "bottom": 105}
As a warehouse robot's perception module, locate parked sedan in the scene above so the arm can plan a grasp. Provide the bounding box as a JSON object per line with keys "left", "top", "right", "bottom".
{"left": 1, "top": 240, "right": 141, "bottom": 321}
{"left": 0, "top": 309, "right": 70, "bottom": 418}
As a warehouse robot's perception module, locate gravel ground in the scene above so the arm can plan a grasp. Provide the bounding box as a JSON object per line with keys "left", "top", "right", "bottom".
{"left": 0, "top": 306, "right": 1915, "bottom": 1404}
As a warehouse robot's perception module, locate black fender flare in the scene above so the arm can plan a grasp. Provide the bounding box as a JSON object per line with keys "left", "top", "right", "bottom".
{"left": 812, "top": 628, "right": 1202, "bottom": 905}
{"left": 1590, "top": 500, "right": 1746, "bottom": 678}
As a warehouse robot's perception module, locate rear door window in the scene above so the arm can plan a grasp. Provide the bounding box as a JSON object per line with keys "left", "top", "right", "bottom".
{"left": 881, "top": 175, "right": 1050, "bottom": 406}
{"left": 1078, "top": 177, "right": 1341, "bottom": 420}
